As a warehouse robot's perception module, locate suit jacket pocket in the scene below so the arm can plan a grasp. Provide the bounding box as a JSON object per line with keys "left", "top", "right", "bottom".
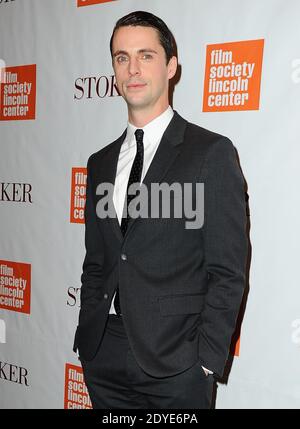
{"left": 159, "top": 293, "right": 205, "bottom": 316}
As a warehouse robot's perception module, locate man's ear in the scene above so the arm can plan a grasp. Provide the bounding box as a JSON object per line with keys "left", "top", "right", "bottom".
{"left": 167, "top": 56, "right": 178, "bottom": 80}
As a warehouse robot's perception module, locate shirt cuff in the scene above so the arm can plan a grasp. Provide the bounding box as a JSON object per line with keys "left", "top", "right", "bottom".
{"left": 201, "top": 365, "right": 213, "bottom": 374}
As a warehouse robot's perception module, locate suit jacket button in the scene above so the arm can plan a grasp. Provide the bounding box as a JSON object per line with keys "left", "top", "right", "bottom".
{"left": 103, "top": 293, "right": 108, "bottom": 299}
{"left": 121, "top": 253, "right": 127, "bottom": 261}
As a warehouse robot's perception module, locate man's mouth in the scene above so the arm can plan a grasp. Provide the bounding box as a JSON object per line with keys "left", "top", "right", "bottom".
{"left": 127, "top": 83, "right": 147, "bottom": 89}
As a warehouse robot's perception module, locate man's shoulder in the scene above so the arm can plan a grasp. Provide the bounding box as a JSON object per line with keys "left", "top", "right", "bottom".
{"left": 186, "top": 119, "right": 230, "bottom": 146}
{"left": 174, "top": 111, "right": 231, "bottom": 146}
{"left": 178, "top": 116, "right": 240, "bottom": 176}
{"left": 87, "top": 129, "right": 126, "bottom": 167}
{"left": 174, "top": 113, "right": 236, "bottom": 166}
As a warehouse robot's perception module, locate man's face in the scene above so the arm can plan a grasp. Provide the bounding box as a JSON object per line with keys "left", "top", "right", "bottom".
{"left": 112, "top": 25, "right": 177, "bottom": 115}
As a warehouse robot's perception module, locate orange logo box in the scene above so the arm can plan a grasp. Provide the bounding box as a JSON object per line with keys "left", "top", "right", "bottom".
{"left": 234, "top": 336, "right": 240, "bottom": 357}
{"left": 0, "top": 64, "right": 36, "bottom": 121}
{"left": 0, "top": 260, "right": 31, "bottom": 314}
{"left": 77, "top": 0, "right": 115, "bottom": 7}
{"left": 203, "top": 39, "right": 264, "bottom": 112}
{"left": 70, "top": 167, "right": 87, "bottom": 224}
{"left": 64, "top": 363, "right": 92, "bottom": 409}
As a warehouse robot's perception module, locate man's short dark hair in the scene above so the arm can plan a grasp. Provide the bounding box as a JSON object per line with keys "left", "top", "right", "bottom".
{"left": 110, "top": 10, "right": 176, "bottom": 64}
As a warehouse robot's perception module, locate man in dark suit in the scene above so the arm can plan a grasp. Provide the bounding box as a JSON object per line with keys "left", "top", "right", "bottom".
{"left": 73, "top": 10, "right": 248, "bottom": 409}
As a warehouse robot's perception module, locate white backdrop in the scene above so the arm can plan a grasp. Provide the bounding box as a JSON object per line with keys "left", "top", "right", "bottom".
{"left": 1, "top": 0, "right": 300, "bottom": 409}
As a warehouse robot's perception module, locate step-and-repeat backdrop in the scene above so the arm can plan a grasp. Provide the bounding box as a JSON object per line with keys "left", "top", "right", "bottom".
{"left": 0, "top": 0, "right": 299, "bottom": 409}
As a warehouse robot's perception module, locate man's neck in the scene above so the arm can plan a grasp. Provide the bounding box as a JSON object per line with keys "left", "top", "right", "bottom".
{"left": 128, "top": 103, "right": 170, "bottom": 128}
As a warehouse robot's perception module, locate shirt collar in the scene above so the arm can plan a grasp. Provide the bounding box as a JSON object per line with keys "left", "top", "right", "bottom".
{"left": 125, "top": 106, "right": 174, "bottom": 149}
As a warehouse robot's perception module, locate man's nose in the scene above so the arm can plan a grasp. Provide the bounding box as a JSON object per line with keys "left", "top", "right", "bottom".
{"left": 128, "top": 57, "right": 141, "bottom": 76}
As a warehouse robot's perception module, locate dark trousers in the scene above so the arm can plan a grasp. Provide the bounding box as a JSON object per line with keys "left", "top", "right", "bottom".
{"left": 80, "top": 315, "right": 214, "bottom": 409}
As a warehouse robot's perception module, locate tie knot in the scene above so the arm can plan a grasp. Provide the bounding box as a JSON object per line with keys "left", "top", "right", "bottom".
{"left": 135, "top": 129, "right": 144, "bottom": 143}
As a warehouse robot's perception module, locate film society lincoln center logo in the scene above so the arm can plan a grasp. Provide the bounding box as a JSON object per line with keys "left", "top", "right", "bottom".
{"left": 64, "top": 363, "right": 92, "bottom": 409}
{"left": 0, "top": 260, "right": 31, "bottom": 314}
{"left": 70, "top": 167, "right": 87, "bottom": 224}
{"left": 0, "top": 64, "right": 36, "bottom": 121}
{"left": 203, "top": 39, "right": 264, "bottom": 112}
{"left": 77, "top": 0, "right": 115, "bottom": 7}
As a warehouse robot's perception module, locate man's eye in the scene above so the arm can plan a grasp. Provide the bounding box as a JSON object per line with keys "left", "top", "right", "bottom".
{"left": 141, "top": 54, "right": 152, "bottom": 60}
{"left": 116, "top": 56, "right": 128, "bottom": 63}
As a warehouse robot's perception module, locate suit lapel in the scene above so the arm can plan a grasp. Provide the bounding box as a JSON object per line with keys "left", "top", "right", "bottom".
{"left": 96, "top": 130, "right": 126, "bottom": 242}
{"left": 124, "top": 111, "right": 187, "bottom": 237}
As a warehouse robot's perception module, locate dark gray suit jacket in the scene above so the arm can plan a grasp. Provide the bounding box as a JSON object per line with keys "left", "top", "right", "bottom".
{"left": 73, "top": 111, "right": 248, "bottom": 378}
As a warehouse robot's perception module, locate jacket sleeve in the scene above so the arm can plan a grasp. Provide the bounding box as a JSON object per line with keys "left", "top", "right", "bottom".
{"left": 197, "top": 137, "right": 248, "bottom": 377}
{"left": 73, "top": 155, "right": 105, "bottom": 353}
{"left": 80, "top": 155, "right": 105, "bottom": 310}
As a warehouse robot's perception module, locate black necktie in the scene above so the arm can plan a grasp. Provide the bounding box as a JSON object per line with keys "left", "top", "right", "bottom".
{"left": 113, "top": 128, "right": 144, "bottom": 316}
